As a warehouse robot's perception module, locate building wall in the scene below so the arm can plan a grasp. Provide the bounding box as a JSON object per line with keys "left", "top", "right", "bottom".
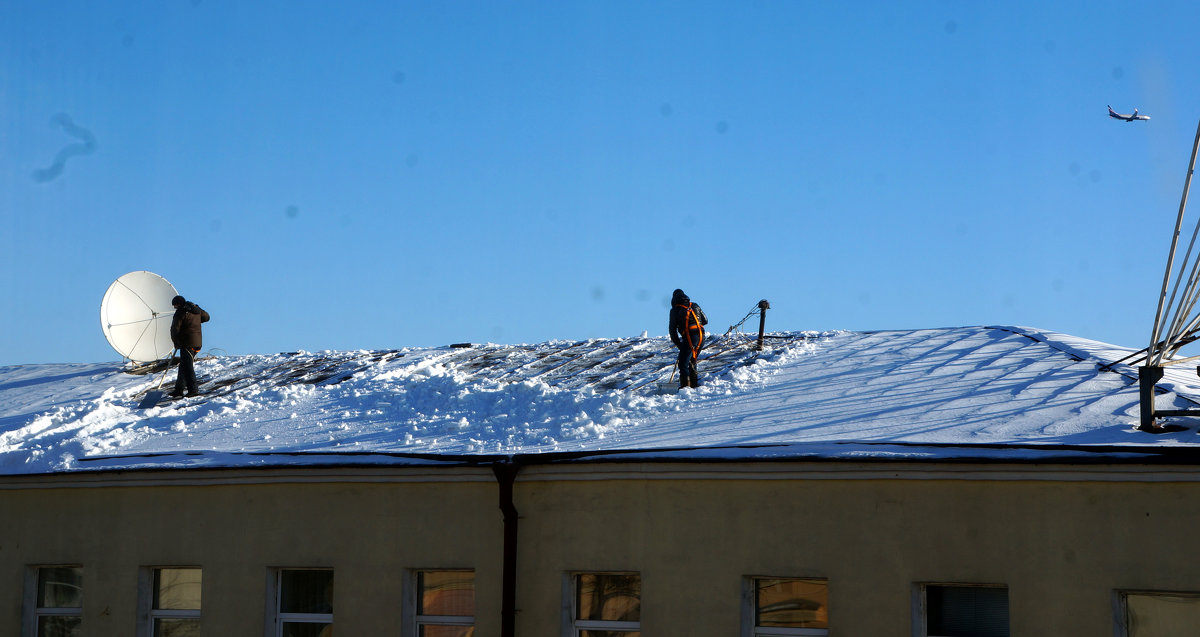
{"left": 515, "top": 463, "right": 1200, "bottom": 636}
{"left": 3, "top": 462, "right": 1200, "bottom": 636}
{"left": 0, "top": 468, "right": 501, "bottom": 637}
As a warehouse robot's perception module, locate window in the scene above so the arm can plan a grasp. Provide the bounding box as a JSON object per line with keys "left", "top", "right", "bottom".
{"left": 567, "top": 572, "right": 640, "bottom": 637}
{"left": 918, "top": 584, "right": 1008, "bottom": 637}
{"left": 139, "top": 568, "right": 202, "bottom": 637}
{"left": 745, "top": 577, "right": 829, "bottom": 636}
{"left": 24, "top": 566, "right": 83, "bottom": 637}
{"left": 413, "top": 570, "right": 475, "bottom": 636}
{"left": 271, "top": 569, "right": 333, "bottom": 637}
{"left": 1118, "top": 590, "right": 1200, "bottom": 637}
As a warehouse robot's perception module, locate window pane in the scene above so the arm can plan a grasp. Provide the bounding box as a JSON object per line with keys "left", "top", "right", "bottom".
{"left": 155, "top": 568, "right": 202, "bottom": 610}
{"left": 756, "top": 578, "right": 828, "bottom": 628}
{"left": 37, "top": 567, "right": 83, "bottom": 609}
{"left": 280, "top": 622, "right": 332, "bottom": 637}
{"left": 280, "top": 570, "right": 334, "bottom": 614}
{"left": 419, "top": 571, "right": 475, "bottom": 616}
{"left": 1127, "top": 593, "right": 1200, "bottom": 637}
{"left": 419, "top": 626, "right": 475, "bottom": 637}
{"left": 154, "top": 618, "right": 201, "bottom": 637}
{"left": 37, "top": 615, "right": 81, "bottom": 637}
{"left": 927, "top": 585, "right": 1009, "bottom": 637}
{"left": 577, "top": 573, "right": 640, "bottom": 622}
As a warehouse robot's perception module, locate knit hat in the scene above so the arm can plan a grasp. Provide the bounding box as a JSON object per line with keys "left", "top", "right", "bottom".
{"left": 171, "top": 295, "right": 185, "bottom": 306}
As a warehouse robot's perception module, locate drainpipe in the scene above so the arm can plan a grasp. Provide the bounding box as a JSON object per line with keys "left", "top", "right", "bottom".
{"left": 492, "top": 460, "right": 520, "bottom": 637}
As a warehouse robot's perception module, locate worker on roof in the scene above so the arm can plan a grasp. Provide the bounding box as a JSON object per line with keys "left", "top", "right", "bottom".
{"left": 669, "top": 288, "right": 708, "bottom": 389}
{"left": 169, "top": 295, "right": 210, "bottom": 397}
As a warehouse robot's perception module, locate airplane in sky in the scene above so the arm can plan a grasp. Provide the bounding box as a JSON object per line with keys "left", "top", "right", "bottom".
{"left": 1109, "top": 105, "right": 1150, "bottom": 122}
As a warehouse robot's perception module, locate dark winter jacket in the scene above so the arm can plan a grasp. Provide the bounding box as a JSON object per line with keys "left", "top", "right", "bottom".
{"left": 669, "top": 289, "right": 708, "bottom": 351}
{"left": 170, "top": 302, "right": 210, "bottom": 350}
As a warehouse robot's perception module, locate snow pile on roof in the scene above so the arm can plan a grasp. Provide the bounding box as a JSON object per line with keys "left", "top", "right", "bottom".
{"left": 1, "top": 326, "right": 1198, "bottom": 475}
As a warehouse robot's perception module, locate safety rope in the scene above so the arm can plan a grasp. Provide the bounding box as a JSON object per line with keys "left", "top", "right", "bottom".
{"left": 676, "top": 303, "right": 705, "bottom": 360}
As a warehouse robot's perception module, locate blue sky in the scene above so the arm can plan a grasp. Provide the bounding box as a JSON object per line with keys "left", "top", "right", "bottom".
{"left": 2, "top": 1, "right": 1197, "bottom": 365}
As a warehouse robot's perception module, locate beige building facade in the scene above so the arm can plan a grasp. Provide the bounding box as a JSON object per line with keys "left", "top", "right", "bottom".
{"left": 5, "top": 458, "right": 1200, "bottom": 636}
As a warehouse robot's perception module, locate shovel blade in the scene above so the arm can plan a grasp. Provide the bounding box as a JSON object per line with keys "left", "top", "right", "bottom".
{"left": 138, "top": 390, "right": 165, "bottom": 409}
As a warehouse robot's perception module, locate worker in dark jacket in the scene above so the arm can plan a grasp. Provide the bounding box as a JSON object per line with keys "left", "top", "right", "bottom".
{"left": 669, "top": 288, "right": 708, "bottom": 389}
{"left": 169, "top": 295, "right": 210, "bottom": 397}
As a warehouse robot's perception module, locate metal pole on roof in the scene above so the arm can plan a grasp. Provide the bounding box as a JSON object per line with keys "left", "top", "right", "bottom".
{"left": 1149, "top": 118, "right": 1200, "bottom": 366}
{"left": 756, "top": 300, "right": 770, "bottom": 351}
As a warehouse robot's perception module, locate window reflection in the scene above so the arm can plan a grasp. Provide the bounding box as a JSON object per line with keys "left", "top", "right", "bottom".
{"left": 755, "top": 578, "right": 828, "bottom": 629}
{"left": 37, "top": 567, "right": 83, "bottom": 609}
{"left": 416, "top": 570, "right": 474, "bottom": 636}
{"left": 925, "top": 585, "right": 1008, "bottom": 636}
{"left": 155, "top": 568, "right": 202, "bottom": 611}
{"left": 154, "top": 617, "right": 201, "bottom": 637}
{"left": 577, "top": 573, "right": 640, "bottom": 622}
{"left": 37, "top": 615, "right": 81, "bottom": 637}
{"left": 1125, "top": 592, "right": 1200, "bottom": 637}
{"left": 420, "top": 626, "right": 474, "bottom": 637}
{"left": 280, "top": 622, "right": 332, "bottom": 637}
{"left": 419, "top": 571, "right": 475, "bottom": 617}
{"left": 280, "top": 570, "right": 334, "bottom": 615}
{"left": 35, "top": 566, "right": 83, "bottom": 637}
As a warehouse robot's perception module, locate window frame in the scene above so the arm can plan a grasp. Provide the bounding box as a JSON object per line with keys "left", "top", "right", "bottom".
{"left": 1114, "top": 589, "right": 1200, "bottom": 637}
{"left": 137, "top": 566, "right": 202, "bottom": 637}
{"left": 266, "top": 568, "right": 334, "bottom": 637}
{"left": 562, "top": 571, "right": 641, "bottom": 637}
{"left": 23, "top": 565, "right": 84, "bottom": 637}
{"left": 742, "top": 576, "right": 830, "bottom": 637}
{"left": 405, "top": 568, "right": 476, "bottom": 636}
{"left": 913, "top": 581, "right": 1009, "bottom": 637}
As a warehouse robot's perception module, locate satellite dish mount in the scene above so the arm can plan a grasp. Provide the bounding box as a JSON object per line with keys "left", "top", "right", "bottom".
{"left": 1141, "top": 119, "right": 1200, "bottom": 431}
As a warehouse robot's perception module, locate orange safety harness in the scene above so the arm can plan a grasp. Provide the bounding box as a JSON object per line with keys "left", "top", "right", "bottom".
{"left": 676, "top": 303, "right": 705, "bottom": 360}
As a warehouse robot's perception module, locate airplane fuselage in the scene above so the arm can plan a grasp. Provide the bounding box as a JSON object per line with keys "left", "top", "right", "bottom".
{"left": 1109, "top": 105, "right": 1150, "bottom": 121}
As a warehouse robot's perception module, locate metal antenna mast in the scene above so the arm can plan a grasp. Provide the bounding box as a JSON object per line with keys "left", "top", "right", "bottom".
{"left": 1140, "top": 119, "right": 1200, "bottom": 430}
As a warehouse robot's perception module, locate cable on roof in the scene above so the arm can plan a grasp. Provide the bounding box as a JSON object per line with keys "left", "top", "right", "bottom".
{"left": 724, "top": 302, "right": 767, "bottom": 337}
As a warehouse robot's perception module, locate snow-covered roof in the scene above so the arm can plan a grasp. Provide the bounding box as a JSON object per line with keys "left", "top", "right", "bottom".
{"left": 3, "top": 326, "right": 1200, "bottom": 476}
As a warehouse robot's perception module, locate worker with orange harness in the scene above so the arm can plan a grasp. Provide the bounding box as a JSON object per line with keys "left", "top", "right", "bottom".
{"left": 669, "top": 288, "right": 709, "bottom": 389}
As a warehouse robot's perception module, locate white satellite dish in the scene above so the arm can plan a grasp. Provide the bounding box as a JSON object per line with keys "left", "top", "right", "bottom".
{"left": 100, "top": 271, "right": 178, "bottom": 363}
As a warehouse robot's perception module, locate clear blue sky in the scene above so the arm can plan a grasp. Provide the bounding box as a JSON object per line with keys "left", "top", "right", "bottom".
{"left": 3, "top": 1, "right": 1197, "bottom": 365}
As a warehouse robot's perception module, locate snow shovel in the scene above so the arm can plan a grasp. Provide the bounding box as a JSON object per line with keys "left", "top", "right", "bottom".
{"left": 137, "top": 351, "right": 176, "bottom": 409}
{"left": 656, "top": 363, "right": 680, "bottom": 395}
